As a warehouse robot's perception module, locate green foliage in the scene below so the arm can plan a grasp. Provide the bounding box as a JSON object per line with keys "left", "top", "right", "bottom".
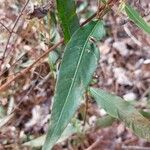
{"left": 90, "top": 88, "right": 150, "bottom": 140}
{"left": 56, "top": 0, "right": 80, "bottom": 42}
{"left": 43, "top": 21, "right": 105, "bottom": 150}
{"left": 125, "top": 4, "right": 150, "bottom": 34}
{"left": 40, "top": 1, "right": 150, "bottom": 149}
{"left": 24, "top": 123, "right": 77, "bottom": 148}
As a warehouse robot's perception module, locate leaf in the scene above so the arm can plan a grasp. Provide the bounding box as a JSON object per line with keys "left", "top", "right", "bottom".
{"left": 90, "top": 88, "right": 150, "bottom": 140}
{"left": 43, "top": 21, "right": 105, "bottom": 150}
{"left": 48, "top": 51, "right": 59, "bottom": 71}
{"left": 56, "top": 0, "right": 80, "bottom": 42}
{"left": 125, "top": 3, "right": 150, "bottom": 34}
{"left": 96, "top": 115, "right": 116, "bottom": 128}
{"left": 23, "top": 123, "right": 77, "bottom": 148}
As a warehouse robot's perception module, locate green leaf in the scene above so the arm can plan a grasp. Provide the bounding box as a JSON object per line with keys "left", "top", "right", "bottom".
{"left": 24, "top": 123, "right": 77, "bottom": 148}
{"left": 48, "top": 51, "right": 59, "bottom": 71}
{"left": 90, "top": 88, "right": 150, "bottom": 140}
{"left": 43, "top": 21, "right": 105, "bottom": 150}
{"left": 56, "top": 0, "right": 80, "bottom": 42}
{"left": 125, "top": 4, "right": 150, "bottom": 34}
{"left": 96, "top": 115, "right": 116, "bottom": 128}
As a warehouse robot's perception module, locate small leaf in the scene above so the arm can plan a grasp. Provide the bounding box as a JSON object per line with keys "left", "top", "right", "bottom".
{"left": 56, "top": 0, "right": 80, "bottom": 42}
{"left": 125, "top": 3, "right": 150, "bottom": 34}
{"left": 90, "top": 88, "right": 150, "bottom": 140}
{"left": 48, "top": 51, "right": 59, "bottom": 70}
{"left": 43, "top": 21, "right": 105, "bottom": 150}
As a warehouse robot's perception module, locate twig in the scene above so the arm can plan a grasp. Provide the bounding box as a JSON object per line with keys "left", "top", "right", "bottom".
{"left": 81, "top": 0, "right": 115, "bottom": 26}
{"left": 0, "top": 0, "right": 117, "bottom": 92}
{"left": 81, "top": 13, "right": 97, "bottom": 27}
{"left": 85, "top": 138, "right": 102, "bottom": 150}
{"left": 0, "top": 39, "right": 64, "bottom": 92}
{"left": 1, "top": 0, "right": 30, "bottom": 65}
{"left": 0, "top": 113, "right": 14, "bottom": 128}
{"left": 10, "top": 72, "right": 51, "bottom": 114}
{"left": 0, "top": 21, "right": 11, "bottom": 33}
{"left": 0, "top": 53, "right": 27, "bottom": 78}
{"left": 36, "top": 72, "right": 51, "bottom": 88}
{"left": 124, "top": 24, "right": 142, "bottom": 47}
{"left": 0, "top": 13, "right": 95, "bottom": 92}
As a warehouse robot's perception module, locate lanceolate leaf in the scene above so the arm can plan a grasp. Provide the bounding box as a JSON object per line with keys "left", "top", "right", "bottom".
{"left": 56, "top": 0, "right": 80, "bottom": 42}
{"left": 125, "top": 4, "right": 150, "bottom": 34}
{"left": 90, "top": 88, "right": 150, "bottom": 140}
{"left": 43, "top": 21, "right": 105, "bottom": 150}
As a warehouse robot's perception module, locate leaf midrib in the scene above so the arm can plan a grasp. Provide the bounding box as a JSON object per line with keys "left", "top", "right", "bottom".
{"left": 125, "top": 5, "right": 150, "bottom": 33}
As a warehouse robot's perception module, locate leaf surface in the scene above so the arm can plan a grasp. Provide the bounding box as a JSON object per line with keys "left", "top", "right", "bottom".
{"left": 125, "top": 4, "right": 150, "bottom": 34}
{"left": 90, "top": 88, "right": 150, "bottom": 140}
{"left": 43, "top": 21, "right": 105, "bottom": 150}
{"left": 96, "top": 115, "right": 116, "bottom": 128}
{"left": 56, "top": 0, "right": 80, "bottom": 42}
